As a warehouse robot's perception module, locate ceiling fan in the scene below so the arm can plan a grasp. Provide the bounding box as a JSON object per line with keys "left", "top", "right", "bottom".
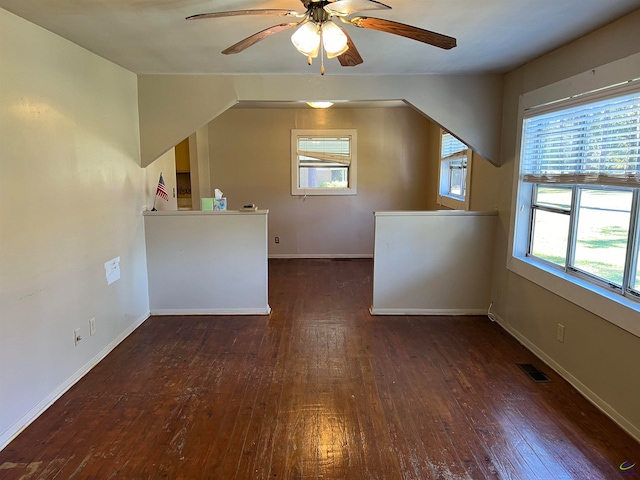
{"left": 187, "top": 0, "right": 456, "bottom": 74}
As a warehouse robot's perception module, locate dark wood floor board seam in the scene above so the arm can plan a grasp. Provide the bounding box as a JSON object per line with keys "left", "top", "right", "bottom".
{"left": 1, "top": 259, "right": 639, "bottom": 479}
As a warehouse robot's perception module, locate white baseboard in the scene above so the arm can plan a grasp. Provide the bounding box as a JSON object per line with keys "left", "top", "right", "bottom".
{"left": 369, "top": 307, "right": 488, "bottom": 316}
{"left": 494, "top": 313, "right": 640, "bottom": 444}
{"left": 150, "top": 306, "right": 271, "bottom": 316}
{"left": 0, "top": 310, "right": 150, "bottom": 451}
{"left": 269, "top": 254, "right": 373, "bottom": 259}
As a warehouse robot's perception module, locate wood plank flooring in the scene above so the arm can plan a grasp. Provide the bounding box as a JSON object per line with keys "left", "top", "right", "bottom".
{"left": 1, "top": 258, "right": 639, "bottom": 479}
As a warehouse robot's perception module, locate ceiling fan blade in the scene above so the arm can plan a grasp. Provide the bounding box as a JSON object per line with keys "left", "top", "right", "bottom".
{"left": 349, "top": 16, "right": 456, "bottom": 49}
{"left": 337, "top": 27, "right": 363, "bottom": 66}
{"left": 222, "top": 23, "right": 300, "bottom": 55}
{"left": 325, "top": 0, "right": 391, "bottom": 15}
{"left": 187, "top": 9, "right": 301, "bottom": 21}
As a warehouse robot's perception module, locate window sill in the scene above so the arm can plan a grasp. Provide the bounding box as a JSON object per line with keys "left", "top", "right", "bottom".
{"left": 291, "top": 188, "right": 357, "bottom": 196}
{"left": 437, "top": 194, "right": 469, "bottom": 210}
{"left": 507, "top": 255, "right": 640, "bottom": 338}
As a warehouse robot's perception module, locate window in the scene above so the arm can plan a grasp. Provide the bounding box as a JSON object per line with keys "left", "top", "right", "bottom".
{"left": 512, "top": 77, "right": 640, "bottom": 334}
{"left": 291, "top": 129, "right": 357, "bottom": 195}
{"left": 438, "top": 131, "right": 471, "bottom": 209}
{"left": 529, "top": 185, "right": 636, "bottom": 291}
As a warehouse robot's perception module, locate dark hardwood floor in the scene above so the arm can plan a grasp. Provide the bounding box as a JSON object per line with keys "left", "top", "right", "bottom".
{"left": 1, "top": 259, "right": 639, "bottom": 479}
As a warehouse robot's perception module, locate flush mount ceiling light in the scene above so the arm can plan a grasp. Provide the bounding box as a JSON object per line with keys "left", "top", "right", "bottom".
{"left": 306, "top": 101, "right": 334, "bottom": 108}
{"left": 187, "top": 0, "right": 456, "bottom": 75}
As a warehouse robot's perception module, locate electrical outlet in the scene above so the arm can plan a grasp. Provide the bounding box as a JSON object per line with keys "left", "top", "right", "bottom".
{"left": 74, "top": 328, "right": 82, "bottom": 346}
{"left": 275, "top": 236, "right": 280, "bottom": 244}
{"left": 89, "top": 317, "right": 96, "bottom": 336}
{"left": 556, "top": 323, "right": 565, "bottom": 343}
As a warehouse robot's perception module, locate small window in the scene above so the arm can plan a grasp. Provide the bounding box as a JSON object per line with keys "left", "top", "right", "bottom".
{"left": 291, "top": 129, "right": 357, "bottom": 196}
{"left": 438, "top": 131, "right": 471, "bottom": 209}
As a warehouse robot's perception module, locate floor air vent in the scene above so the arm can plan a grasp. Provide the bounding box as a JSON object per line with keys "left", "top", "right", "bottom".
{"left": 517, "top": 363, "right": 551, "bottom": 383}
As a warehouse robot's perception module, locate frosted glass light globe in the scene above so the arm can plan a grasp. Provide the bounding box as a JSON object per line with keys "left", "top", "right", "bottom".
{"left": 291, "top": 22, "right": 321, "bottom": 58}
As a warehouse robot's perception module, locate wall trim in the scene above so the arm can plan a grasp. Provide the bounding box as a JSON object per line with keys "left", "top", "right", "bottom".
{"left": 0, "top": 310, "right": 151, "bottom": 451}
{"left": 269, "top": 254, "right": 373, "bottom": 259}
{"left": 369, "top": 307, "right": 487, "bottom": 316}
{"left": 150, "top": 307, "right": 271, "bottom": 316}
{"left": 494, "top": 313, "right": 640, "bottom": 444}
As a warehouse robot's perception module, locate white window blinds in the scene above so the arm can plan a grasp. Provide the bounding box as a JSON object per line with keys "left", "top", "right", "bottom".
{"left": 297, "top": 136, "right": 351, "bottom": 166}
{"left": 521, "top": 89, "right": 640, "bottom": 186}
{"left": 441, "top": 133, "right": 467, "bottom": 160}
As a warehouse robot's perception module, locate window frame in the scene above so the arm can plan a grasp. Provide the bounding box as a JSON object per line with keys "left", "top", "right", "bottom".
{"left": 508, "top": 56, "right": 640, "bottom": 339}
{"left": 528, "top": 184, "right": 638, "bottom": 295}
{"left": 437, "top": 130, "right": 472, "bottom": 210}
{"left": 291, "top": 129, "right": 357, "bottom": 196}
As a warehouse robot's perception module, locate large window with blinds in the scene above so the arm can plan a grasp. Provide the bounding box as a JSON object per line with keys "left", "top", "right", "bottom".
{"left": 291, "top": 129, "right": 357, "bottom": 195}
{"left": 517, "top": 82, "right": 640, "bottom": 302}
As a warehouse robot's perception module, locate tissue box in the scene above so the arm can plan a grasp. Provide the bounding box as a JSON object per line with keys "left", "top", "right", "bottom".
{"left": 213, "top": 198, "right": 227, "bottom": 211}
{"left": 201, "top": 198, "right": 214, "bottom": 211}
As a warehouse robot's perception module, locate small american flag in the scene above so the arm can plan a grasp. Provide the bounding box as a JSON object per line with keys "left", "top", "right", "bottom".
{"left": 156, "top": 173, "right": 169, "bottom": 201}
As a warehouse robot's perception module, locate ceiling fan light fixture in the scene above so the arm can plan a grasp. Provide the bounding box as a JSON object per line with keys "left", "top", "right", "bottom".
{"left": 189, "top": 2, "right": 457, "bottom": 74}
{"left": 291, "top": 22, "right": 321, "bottom": 58}
{"left": 321, "top": 21, "right": 348, "bottom": 58}
{"left": 306, "top": 101, "right": 334, "bottom": 109}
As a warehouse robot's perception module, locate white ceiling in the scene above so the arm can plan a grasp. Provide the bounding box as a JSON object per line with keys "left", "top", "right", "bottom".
{"left": 1, "top": 0, "right": 639, "bottom": 76}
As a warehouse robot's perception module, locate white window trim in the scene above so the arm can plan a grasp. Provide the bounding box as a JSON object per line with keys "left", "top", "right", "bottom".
{"left": 437, "top": 130, "right": 472, "bottom": 210}
{"left": 508, "top": 52, "right": 640, "bottom": 339}
{"left": 291, "top": 129, "right": 357, "bottom": 196}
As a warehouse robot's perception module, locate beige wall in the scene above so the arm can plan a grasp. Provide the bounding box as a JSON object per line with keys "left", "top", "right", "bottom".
{"left": 144, "top": 211, "right": 269, "bottom": 314}
{"left": 144, "top": 149, "right": 177, "bottom": 211}
{"left": 137, "top": 74, "right": 503, "bottom": 168}
{"left": 207, "top": 107, "right": 437, "bottom": 257}
{"left": 372, "top": 211, "right": 496, "bottom": 314}
{"left": 488, "top": 10, "right": 640, "bottom": 440}
{"left": 0, "top": 9, "right": 149, "bottom": 448}
{"left": 189, "top": 126, "right": 212, "bottom": 211}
